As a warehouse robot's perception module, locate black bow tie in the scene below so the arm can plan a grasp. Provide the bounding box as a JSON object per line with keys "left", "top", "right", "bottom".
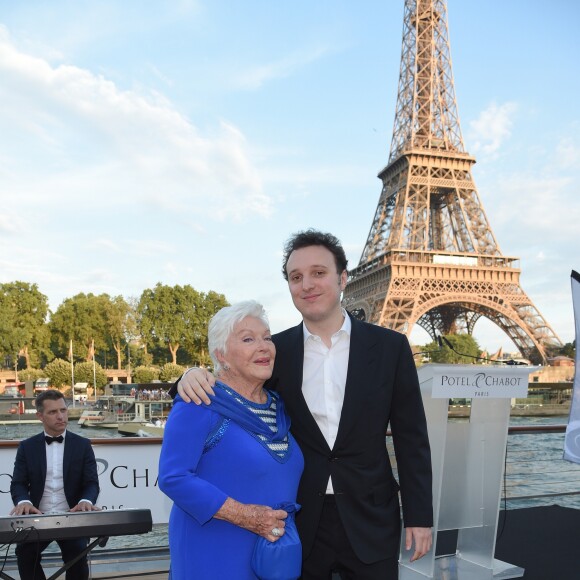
{"left": 45, "top": 435, "right": 64, "bottom": 445}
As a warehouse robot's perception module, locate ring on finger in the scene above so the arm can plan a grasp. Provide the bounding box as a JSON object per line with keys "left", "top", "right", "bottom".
{"left": 271, "top": 527, "right": 281, "bottom": 537}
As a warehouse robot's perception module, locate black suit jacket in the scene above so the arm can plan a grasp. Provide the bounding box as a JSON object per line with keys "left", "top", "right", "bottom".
{"left": 10, "top": 430, "right": 100, "bottom": 510}
{"left": 268, "top": 315, "right": 432, "bottom": 563}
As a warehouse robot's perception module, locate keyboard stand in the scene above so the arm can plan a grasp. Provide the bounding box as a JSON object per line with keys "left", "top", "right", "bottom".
{"left": 0, "top": 536, "right": 109, "bottom": 580}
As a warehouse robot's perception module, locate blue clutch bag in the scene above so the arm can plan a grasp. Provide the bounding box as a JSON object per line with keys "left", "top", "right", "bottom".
{"left": 251, "top": 502, "right": 302, "bottom": 580}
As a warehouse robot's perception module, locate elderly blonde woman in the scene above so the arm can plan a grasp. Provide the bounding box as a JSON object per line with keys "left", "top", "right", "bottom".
{"left": 158, "top": 301, "right": 304, "bottom": 579}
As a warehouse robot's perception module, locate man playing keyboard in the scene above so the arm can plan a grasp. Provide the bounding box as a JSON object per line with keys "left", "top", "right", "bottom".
{"left": 9, "top": 389, "right": 100, "bottom": 580}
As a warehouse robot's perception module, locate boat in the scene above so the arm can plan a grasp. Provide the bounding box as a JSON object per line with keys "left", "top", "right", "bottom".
{"left": 0, "top": 396, "right": 39, "bottom": 425}
{"left": 117, "top": 420, "right": 165, "bottom": 437}
{"left": 116, "top": 398, "right": 172, "bottom": 435}
{"left": 79, "top": 394, "right": 173, "bottom": 430}
{"left": 77, "top": 395, "right": 136, "bottom": 429}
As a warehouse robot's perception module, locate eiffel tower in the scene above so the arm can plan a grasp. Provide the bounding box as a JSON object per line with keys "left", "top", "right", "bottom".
{"left": 343, "top": 0, "right": 561, "bottom": 364}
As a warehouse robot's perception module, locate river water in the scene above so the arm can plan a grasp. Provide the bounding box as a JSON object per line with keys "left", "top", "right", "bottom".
{"left": 1, "top": 415, "right": 579, "bottom": 557}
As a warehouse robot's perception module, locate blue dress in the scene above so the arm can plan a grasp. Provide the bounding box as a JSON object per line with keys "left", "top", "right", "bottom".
{"left": 158, "top": 385, "right": 304, "bottom": 579}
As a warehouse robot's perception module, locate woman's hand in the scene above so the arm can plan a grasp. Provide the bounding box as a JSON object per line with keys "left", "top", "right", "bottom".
{"left": 178, "top": 368, "right": 216, "bottom": 405}
{"left": 215, "top": 498, "right": 288, "bottom": 541}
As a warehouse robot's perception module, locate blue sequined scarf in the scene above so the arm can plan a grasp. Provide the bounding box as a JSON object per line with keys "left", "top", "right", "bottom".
{"left": 202, "top": 381, "right": 291, "bottom": 442}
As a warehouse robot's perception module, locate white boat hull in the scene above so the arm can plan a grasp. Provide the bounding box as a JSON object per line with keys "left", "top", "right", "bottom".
{"left": 118, "top": 422, "right": 164, "bottom": 437}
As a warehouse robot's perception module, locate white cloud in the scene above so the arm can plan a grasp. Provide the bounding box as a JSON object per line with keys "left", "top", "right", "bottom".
{"left": 468, "top": 101, "right": 518, "bottom": 157}
{"left": 493, "top": 173, "right": 577, "bottom": 235}
{"left": 147, "top": 64, "right": 174, "bottom": 88}
{"left": 0, "top": 212, "right": 23, "bottom": 234}
{"left": 127, "top": 240, "right": 175, "bottom": 257}
{"left": 91, "top": 239, "right": 120, "bottom": 252}
{"left": 233, "top": 46, "right": 331, "bottom": 90}
{"left": 89, "top": 238, "right": 173, "bottom": 256}
{"left": 556, "top": 137, "right": 580, "bottom": 169}
{"left": 0, "top": 28, "right": 272, "bottom": 221}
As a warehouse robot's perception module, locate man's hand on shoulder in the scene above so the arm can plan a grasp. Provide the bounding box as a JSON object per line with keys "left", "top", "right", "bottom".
{"left": 178, "top": 368, "right": 216, "bottom": 405}
{"left": 9, "top": 502, "right": 42, "bottom": 516}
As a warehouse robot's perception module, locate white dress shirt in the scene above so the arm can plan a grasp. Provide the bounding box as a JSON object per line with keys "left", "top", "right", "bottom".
{"left": 302, "top": 310, "right": 351, "bottom": 493}
{"left": 40, "top": 430, "right": 70, "bottom": 513}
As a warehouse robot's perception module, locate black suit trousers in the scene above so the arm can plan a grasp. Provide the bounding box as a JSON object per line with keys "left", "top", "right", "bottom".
{"left": 301, "top": 496, "right": 398, "bottom": 579}
{"left": 16, "top": 537, "right": 89, "bottom": 580}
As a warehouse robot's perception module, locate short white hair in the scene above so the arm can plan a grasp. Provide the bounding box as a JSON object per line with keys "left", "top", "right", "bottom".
{"left": 208, "top": 300, "right": 270, "bottom": 373}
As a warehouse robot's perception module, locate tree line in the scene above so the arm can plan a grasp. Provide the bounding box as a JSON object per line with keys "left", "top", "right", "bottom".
{"left": 0, "top": 281, "right": 229, "bottom": 376}
{"left": 1, "top": 281, "right": 574, "bottom": 381}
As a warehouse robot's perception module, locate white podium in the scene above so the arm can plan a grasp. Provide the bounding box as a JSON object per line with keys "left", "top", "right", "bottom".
{"left": 399, "top": 364, "right": 536, "bottom": 580}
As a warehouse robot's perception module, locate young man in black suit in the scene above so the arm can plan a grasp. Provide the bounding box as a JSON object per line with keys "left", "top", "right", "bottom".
{"left": 175, "top": 229, "right": 433, "bottom": 579}
{"left": 10, "top": 389, "right": 100, "bottom": 580}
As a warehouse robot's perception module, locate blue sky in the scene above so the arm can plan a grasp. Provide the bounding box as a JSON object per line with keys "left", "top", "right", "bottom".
{"left": 0, "top": 0, "right": 578, "bottom": 354}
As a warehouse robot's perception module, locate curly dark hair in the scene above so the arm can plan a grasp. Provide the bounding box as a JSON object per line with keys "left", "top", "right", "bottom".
{"left": 282, "top": 229, "right": 348, "bottom": 281}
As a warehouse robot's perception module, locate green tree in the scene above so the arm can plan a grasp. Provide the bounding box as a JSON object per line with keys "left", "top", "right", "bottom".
{"left": 138, "top": 284, "right": 202, "bottom": 364}
{"left": 133, "top": 365, "right": 160, "bottom": 383}
{"left": 103, "top": 295, "right": 132, "bottom": 369}
{"left": 129, "top": 342, "right": 153, "bottom": 368}
{"left": 0, "top": 293, "right": 18, "bottom": 369}
{"left": 187, "top": 290, "right": 229, "bottom": 366}
{"left": 560, "top": 341, "right": 576, "bottom": 359}
{"left": 0, "top": 282, "right": 51, "bottom": 369}
{"left": 159, "top": 363, "right": 185, "bottom": 382}
{"left": 45, "top": 358, "right": 73, "bottom": 388}
{"left": 74, "top": 361, "right": 108, "bottom": 389}
{"left": 423, "top": 334, "right": 482, "bottom": 364}
{"left": 19, "top": 368, "right": 44, "bottom": 382}
{"left": 0, "top": 283, "right": 30, "bottom": 369}
{"left": 50, "top": 293, "right": 110, "bottom": 362}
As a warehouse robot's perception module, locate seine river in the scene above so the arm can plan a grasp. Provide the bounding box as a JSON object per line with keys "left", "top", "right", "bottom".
{"left": 2, "top": 415, "right": 579, "bottom": 558}
{"left": 1, "top": 413, "right": 571, "bottom": 441}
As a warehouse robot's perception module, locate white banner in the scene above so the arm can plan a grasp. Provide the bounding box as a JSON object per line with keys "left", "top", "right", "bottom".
{"left": 0, "top": 440, "right": 172, "bottom": 524}
{"left": 564, "top": 270, "right": 580, "bottom": 464}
